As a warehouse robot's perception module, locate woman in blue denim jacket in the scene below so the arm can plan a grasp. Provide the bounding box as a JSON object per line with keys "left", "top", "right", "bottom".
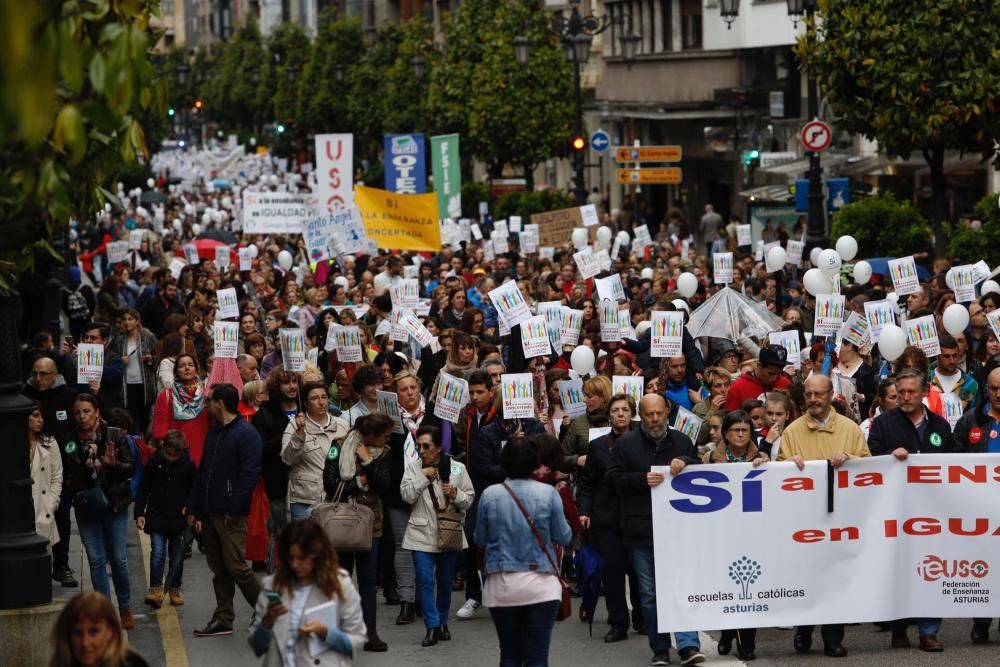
{"left": 475, "top": 438, "right": 572, "bottom": 667}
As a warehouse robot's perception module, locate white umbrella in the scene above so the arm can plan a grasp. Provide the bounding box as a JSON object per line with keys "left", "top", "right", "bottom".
{"left": 685, "top": 286, "right": 785, "bottom": 342}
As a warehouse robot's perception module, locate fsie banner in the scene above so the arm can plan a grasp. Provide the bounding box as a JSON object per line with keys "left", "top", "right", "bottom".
{"left": 651, "top": 455, "right": 1000, "bottom": 631}
{"left": 384, "top": 134, "right": 426, "bottom": 194}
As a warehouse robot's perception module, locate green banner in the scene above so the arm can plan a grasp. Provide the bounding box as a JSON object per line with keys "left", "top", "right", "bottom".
{"left": 430, "top": 134, "right": 461, "bottom": 220}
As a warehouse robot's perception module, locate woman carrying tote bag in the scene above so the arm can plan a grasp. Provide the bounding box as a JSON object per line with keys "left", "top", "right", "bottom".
{"left": 399, "top": 426, "right": 475, "bottom": 647}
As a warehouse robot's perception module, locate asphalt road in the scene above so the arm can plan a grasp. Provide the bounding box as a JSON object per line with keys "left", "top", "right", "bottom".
{"left": 56, "top": 521, "right": 1000, "bottom": 666}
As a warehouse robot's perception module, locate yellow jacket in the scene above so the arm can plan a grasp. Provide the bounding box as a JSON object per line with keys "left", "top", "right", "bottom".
{"left": 777, "top": 410, "right": 871, "bottom": 462}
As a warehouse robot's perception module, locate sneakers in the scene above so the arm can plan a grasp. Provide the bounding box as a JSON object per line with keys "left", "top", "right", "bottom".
{"left": 168, "top": 588, "right": 184, "bottom": 606}
{"left": 650, "top": 654, "right": 671, "bottom": 666}
{"left": 456, "top": 599, "right": 481, "bottom": 620}
{"left": 145, "top": 586, "right": 164, "bottom": 609}
{"left": 678, "top": 647, "right": 706, "bottom": 665}
{"left": 120, "top": 608, "right": 134, "bottom": 631}
{"left": 193, "top": 621, "right": 234, "bottom": 637}
{"left": 53, "top": 567, "right": 79, "bottom": 588}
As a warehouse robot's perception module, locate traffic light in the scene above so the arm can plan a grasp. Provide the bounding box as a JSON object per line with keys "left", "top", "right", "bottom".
{"left": 571, "top": 135, "right": 586, "bottom": 152}
{"left": 743, "top": 148, "right": 760, "bottom": 167}
{"left": 168, "top": 107, "right": 175, "bottom": 117}
{"left": 277, "top": 124, "right": 286, "bottom": 134}
{"left": 193, "top": 99, "right": 203, "bottom": 110}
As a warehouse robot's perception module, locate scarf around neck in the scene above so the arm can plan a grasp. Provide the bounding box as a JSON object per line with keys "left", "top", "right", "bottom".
{"left": 171, "top": 380, "right": 205, "bottom": 421}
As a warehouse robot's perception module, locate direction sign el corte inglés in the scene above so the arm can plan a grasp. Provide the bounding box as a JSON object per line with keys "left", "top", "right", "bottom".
{"left": 800, "top": 120, "right": 832, "bottom": 152}
{"left": 614, "top": 146, "right": 683, "bottom": 163}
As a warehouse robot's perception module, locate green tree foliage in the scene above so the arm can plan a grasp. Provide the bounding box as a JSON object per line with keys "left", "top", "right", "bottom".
{"left": 270, "top": 21, "right": 311, "bottom": 150}
{"left": 0, "top": 0, "right": 165, "bottom": 283}
{"left": 428, "top": 0, "right": 573, "bottom": 186}
{"left": 830, "top": 194, "right": 933, "bottom": 259}
{"left": 201, "top": 18, "right": 269, "bottom": 133}
{"left": 299, "top": 11, "right": 363, "bottom": 143}
{"left": 495, "top": 189, "right": 573, "bottom": 222}
{"left": 948, "top": 194, "right": 1000, "bottom": 268}
{"left": 804, "top": 0, "right": 1000, "bottom": 249}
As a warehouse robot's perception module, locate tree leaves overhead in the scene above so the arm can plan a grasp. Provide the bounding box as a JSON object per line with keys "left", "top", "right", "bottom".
{"left": 805, "top": 0, "right": 1000, "bottom": 162}
{"left": 0, "top": 0, "right": 165, "bottom": 284}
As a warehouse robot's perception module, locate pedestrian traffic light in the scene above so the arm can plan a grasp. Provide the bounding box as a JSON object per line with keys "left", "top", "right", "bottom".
{"left": 743, "top": 149, "right": 760, "bottom": 167}
{"left": 193, "top": 99, "right": 203, "bottom": 110}
{"left": 277, "top": 124, "right": 286, "bottom": 134}
{"left": 571, "top": 135, "right": 586, "bottom": 152}
{"left": 168, "top": 107, "right": 175, "bottom": 117}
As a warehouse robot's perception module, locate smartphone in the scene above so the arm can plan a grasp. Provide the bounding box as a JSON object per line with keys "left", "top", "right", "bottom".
{"left": 64, "top": 335, "right": 74, "bottom": 346}
{"left": 265, "top": 590, "right": 283, "bottom": 605}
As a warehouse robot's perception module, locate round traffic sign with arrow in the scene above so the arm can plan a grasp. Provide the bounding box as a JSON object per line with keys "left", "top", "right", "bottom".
{"left": 590, "top": 129, "right": 611, "bottom": 153}
{"left": 800, "top": 120, "right": 832, "bottom": 152}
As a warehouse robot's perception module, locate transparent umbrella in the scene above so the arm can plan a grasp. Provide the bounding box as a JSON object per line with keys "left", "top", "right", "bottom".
{"left": 685, "top": 286, "right": 785, "bottom": 342}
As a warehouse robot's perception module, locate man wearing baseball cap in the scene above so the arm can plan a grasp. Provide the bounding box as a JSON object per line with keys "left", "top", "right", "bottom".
{"left": 724, "top": 344, "right": 791, "bottom": 411}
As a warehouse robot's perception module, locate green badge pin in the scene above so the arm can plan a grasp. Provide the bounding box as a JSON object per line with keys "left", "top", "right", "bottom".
{"left": 451, "top": 462, "right": 461, "bottom": 478}
{"left": 65, "top": 441, "right": 77, "bottom": 455}
{"left": 327, "top": 445, "right": 340, "bottom": 461}
{"left": 930, "top": 432, "right": 942, "bottom": 447}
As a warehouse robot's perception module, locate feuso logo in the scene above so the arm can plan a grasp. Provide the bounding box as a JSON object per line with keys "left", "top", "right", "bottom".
{"left": 917, "top": 555, "right": 989, "bottom": 582}
{"left": 391, "top": 136, "right": 418, "bottom": 155}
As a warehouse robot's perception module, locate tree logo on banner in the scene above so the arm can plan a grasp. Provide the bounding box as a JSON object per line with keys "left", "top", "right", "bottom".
{"left": 729, "top": 556, "right": 762, "bottom": 600}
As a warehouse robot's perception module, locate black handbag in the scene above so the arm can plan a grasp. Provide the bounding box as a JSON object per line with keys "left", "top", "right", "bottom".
{"left": 73, "top": 481, "right": 110, "bottom": 520}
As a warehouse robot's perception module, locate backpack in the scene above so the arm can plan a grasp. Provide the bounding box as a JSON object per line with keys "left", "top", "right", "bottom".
{"left": 66, "top": 287, "right": 90, "bottom": 321}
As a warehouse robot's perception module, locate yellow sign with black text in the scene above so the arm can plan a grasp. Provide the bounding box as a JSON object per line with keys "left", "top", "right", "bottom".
{"left": 355, "top": 185, "right": 441, "bottom": 252}
{"left": 615, "top": 168, "right": 683, "bottom": 184}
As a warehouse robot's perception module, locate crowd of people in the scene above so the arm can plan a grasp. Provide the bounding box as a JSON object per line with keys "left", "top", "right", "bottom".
{"left": 23, "top": 179, "right": 1000, "bottom": 666}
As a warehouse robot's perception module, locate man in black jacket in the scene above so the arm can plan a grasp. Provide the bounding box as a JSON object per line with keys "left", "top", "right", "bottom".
{"left": 188, "top": 383, "right": 263, "bottom": 638}
{"left": 577, "top": 393, "right": 644, "bottom": 643}
{"left": 606, "top": 394, "right": 704, "bottom": 666}
{"left": 866, "top": 368, "right": 949, "bottom": 652}
{"left": 24, "top": 356, "right": 79, "bottom": 587}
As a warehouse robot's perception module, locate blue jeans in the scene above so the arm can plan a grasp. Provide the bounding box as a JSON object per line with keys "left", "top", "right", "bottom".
{"left": 413, "top": 550, "right": 459, "bottom": 630}
{"left": 339, "top": 537, "right": 381, "bottom": 628}
{"left": 629, "top": 546, "right": 700, "bottom": 655}
{"left": 489, "top": 600, "right": 561, "bottom": 667}
{"left": 77, "top": 507, "right": 131, "bottom": 609}
{"left": 289, "top": 502, "right": 313, "bottom": 521}
{"left": 150, "top": 531, "right": 185, "bottom": 589}
{"left": 918, "top": 618, "right": 942, "bottom": 636}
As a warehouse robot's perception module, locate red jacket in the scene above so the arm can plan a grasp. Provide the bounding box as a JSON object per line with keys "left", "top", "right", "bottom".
{"left": 724, "top": 371, "right": 791, "bottom": 411}
{"left": 151, "top": 388, "right": 212, "bottom": 466}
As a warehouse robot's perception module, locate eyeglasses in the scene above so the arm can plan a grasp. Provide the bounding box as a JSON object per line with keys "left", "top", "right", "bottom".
{"left": 727, "top": 427, "right": 751, "bottom": 434}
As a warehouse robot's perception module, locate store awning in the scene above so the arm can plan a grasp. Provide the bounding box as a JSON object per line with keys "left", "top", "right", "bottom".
{"left": 737, "top": 185, "right": 793, "bottom": 202}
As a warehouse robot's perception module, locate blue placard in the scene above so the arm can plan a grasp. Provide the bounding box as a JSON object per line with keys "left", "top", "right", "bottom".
{"left": 590, "top": 129, "right": 611, "bottom": 153}
{"left": 384, "top": 134, "right": 426, "bottom": 194}
{"left": 795, "top": 179, "right": 809, "bottom": 213}
{"left": 827, "top": 178, "right": 850, "bottom": 210}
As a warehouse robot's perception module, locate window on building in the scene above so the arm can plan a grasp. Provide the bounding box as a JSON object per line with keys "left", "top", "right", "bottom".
{"left": 681, "top": 0, "right": 702, "bottom": 50}
{"left": 605, "top": 0, "right": 672, "bottom": 57}
{"left": 163, "top": 0, "right": 173, "bottom": 14}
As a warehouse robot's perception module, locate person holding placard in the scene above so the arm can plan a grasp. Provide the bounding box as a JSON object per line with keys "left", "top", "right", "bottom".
{"left": 559, "top": 376, "right": 611, "bottom": 473}
{"left": 249, "top": 519, "right": 366, "bottom": 666}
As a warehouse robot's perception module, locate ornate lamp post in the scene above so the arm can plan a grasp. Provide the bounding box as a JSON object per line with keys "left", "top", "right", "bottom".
{"left": 514, "top": 0, "right": 639, "bottom": 205}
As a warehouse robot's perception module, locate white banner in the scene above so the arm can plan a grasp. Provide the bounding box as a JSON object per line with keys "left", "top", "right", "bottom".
{"left": 652, "top": 455, "right": 1000, "bottom": 631}
{"left": 242, "top": 191, "right": 319, "bottom": 234}
{"left": 315, "top": 133, "right": 354, "bottom": 213}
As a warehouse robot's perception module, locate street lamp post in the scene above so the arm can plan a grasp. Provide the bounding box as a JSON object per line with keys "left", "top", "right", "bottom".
{"left": 514, "top": 1, "right": 639, "bottom": 206}
{"left": 786, "top": 0, "right": 826, "bottom": 250}
{"left": 718, "top": 0, "right": 826, "bottom": 249}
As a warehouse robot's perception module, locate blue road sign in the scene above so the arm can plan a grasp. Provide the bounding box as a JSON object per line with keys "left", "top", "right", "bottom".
{"left": 590, "top": 129, "right": 611, "bottom": 153}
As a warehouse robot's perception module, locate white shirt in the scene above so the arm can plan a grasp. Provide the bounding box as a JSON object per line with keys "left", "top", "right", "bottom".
{"left": 483, "top": 572, "right": 562, "bottom": 608}
{"left": 125, "top": 338, "right": 142, "bottom": 384}
{"left": 935, "top": 369, "right": 961, "bottom": 395}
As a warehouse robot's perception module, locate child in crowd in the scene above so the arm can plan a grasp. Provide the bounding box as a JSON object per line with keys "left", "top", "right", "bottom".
{"left": 134, "top": 429, "right": 196, "bottom": 608}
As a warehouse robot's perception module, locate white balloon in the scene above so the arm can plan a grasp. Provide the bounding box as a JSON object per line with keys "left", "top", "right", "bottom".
{"left": 571, "top": 227, "right": 589, "bottom": 249}
{"left": 570, "top": 346, "right": 595, "bottom": 375}
{"left": 172, "top": 219, "right": 182, "bottom": 232}
{"left": 270, "top": 175, "right": 280, "bottom": 185}
{"left": 278, "top": 250, "right": 294, "bottom": 271}
{"left": 971, "top": 220, "right": 982, "bottom": 231}
{"left": 146, "top": 178, "right": 155, "bottom": 189}
{"left": 212, "top": 211, "right": 223, "bottom": 224}
{"left": 221, "top": 196, "right": 233, "bottom": 209}
{"left": 835, "top": 235, "right": 858, "bottom": 261}
{"left": 247, "top": 244, "right": 259, "bottom": 258}
{"left": 676, "top": 272, "right": 698, "bottom": 298}
{"left": 184, "top": 204, "right": 195, "bottom": 215}
{"left": 818, "top": 249, "right": 842, "bottom": 276}
{"left": 596, "top": 226, "right": 613, "bottom": 244}
{"left": 852, "top": 260, "right": 872, "bottom": 284}
{"left": 942, "top": 303, "right": 970, "bottom": 336}
{"left": 104, "top": 203, "right": 112, "bottom": 213}
{"left": 201, "top": 213, "right": 211, "bottom": 225}
{"left": 945, "top": 268, "right": 956, "bottom": 290}
{"left": 192, "top": 224, "right": 202, "bottom": 236}
{"left": 982, "top": 280, "right": 1000, "bottom": 296}
{"left": 803, "top": 268, "right": 832, "bottom": 296}
{"left": 616, "top": 231, "right": 630, "bottom": 245}
{"left": 877, "top": 324, "right": 907, "bottom": 362}
{"left": 809, "top": 247, "right": 822, "bottom": 266}
{"left": 641, "top": 267, "right": 654, "bottom": 280}
{"left": 766, "top": 246, "right": 787, "bottom": 272}
{"left": 334, "top": 276, "right": 349, "bottom": 290}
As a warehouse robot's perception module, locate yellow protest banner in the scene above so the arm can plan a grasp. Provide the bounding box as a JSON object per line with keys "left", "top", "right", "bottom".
{"left": 355, "top": 185, "right": 441, "bottom": 252}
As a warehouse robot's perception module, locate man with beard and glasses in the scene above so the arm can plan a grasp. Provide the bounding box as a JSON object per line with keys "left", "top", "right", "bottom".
{"left": 777, "top": 374, "right": 870, "bottom": 658}
{"left": 606, "top": 394, "right": 704, "bottom": 666}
